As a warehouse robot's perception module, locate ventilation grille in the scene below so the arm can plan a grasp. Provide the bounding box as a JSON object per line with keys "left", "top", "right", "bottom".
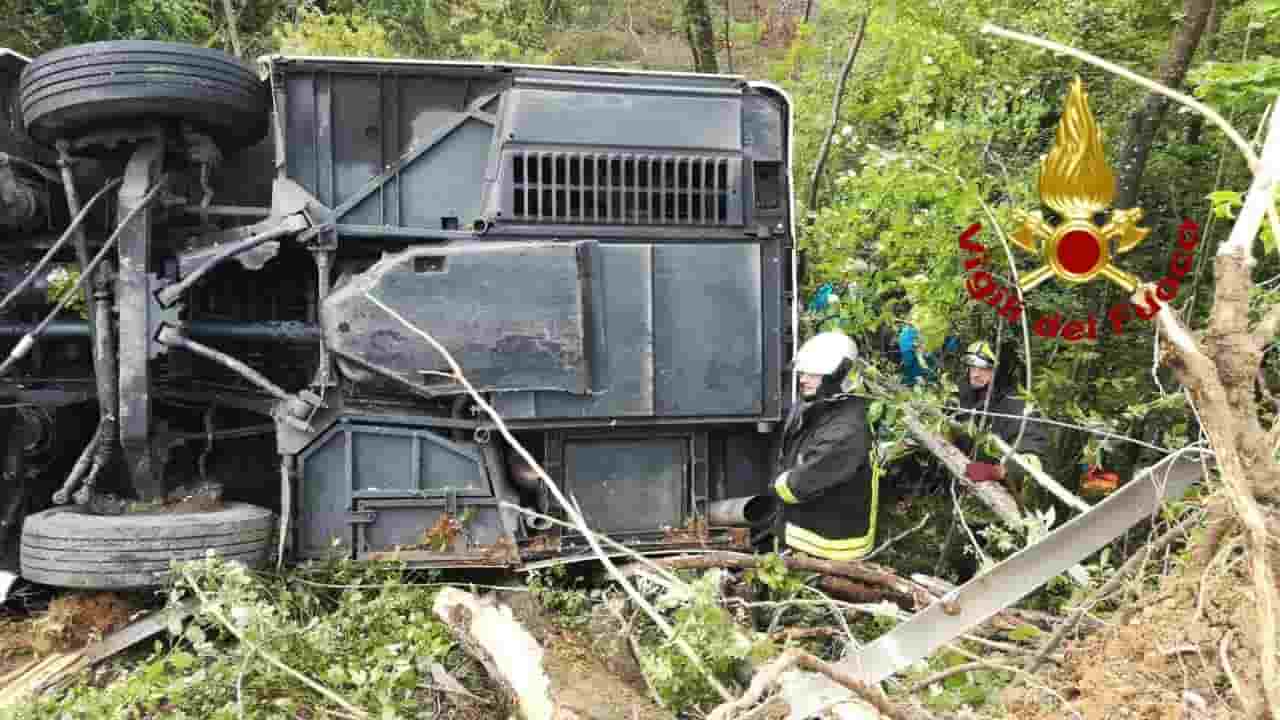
{"left": 506, "top": 151, "right": 740, "bottom": 225}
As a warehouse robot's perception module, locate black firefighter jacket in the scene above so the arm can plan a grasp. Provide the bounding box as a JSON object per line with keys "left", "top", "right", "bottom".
{"left": 950, "top": 383, "right": 1051, "bottom": 507}
{"left": 771, "top": 393, "right": 878, "bottom": 560}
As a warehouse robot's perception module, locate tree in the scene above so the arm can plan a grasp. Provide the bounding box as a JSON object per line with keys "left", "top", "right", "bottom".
{"left": 1114, "top": 0, "right": 1215, "bottom": 209}
{"left": 684, "top": 0, "right": 719, "bottom": 73}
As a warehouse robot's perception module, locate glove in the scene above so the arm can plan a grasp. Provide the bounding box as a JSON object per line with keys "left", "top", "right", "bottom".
{"left": 964, "top": 462, "right": 1005, "bottom": 483}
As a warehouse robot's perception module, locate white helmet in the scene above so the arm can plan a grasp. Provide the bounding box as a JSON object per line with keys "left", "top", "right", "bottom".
{"left": 793, "top": 331, "right": 858, "bottom": 392}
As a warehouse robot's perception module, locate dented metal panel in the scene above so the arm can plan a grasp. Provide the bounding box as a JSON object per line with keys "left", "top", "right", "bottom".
{"left": 322, "top": 241, "right": 594, "bottom": 395}
{"left": 505, "top": 244, "right": 654, "bottom": 418}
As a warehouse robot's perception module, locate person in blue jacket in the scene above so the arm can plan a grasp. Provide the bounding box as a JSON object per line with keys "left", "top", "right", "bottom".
{"left": 897, "top": 325, "right": 958, "bottom": 386}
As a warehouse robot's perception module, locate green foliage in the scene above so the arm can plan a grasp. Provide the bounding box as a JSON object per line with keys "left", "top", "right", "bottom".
{"left": 275, "top": 6, "right": 392, "bottom": 57}
{"left": 309, "top": 0, "right": 555, "bottom": 62}
{"left": 902, "top": 654, "right": 1016, "bottom": 712}
{"left": 45, "top": 266, "right": 87, "bottom": 319}
{"left": 526, "top": 564, "right": 593, "bottom": 627}
{"left": 634, "top": 570, "right": 762, "bottom": 713}
{"left": 14, "top": 555, "right": 457, "bottom": 719}
{"left": 59, "top": 0, "right": 212, "bottom": 44}
{"left": 743, "top": 552, "right": 810, "bottom": 599}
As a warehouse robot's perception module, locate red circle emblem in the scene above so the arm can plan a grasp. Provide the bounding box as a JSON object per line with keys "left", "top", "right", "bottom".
{"left": 1058, "top": 230, "right": 1101, "bottom": 274}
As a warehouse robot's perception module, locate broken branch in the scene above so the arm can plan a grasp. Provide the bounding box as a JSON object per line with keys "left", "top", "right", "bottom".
{"left": 858, "top": 372, "right": 1026, "bottom": 527}
{"left": 899, "top": 412, "right": 1022, "bottom": 527}
{"left": 180, "top": 573, "right": 367, "bottom": 719}
{"left": 364, "top": 291, "right": 733, "bottom": 703}
{"left": 432, "top": 587, "right": 581, "bottom": 720}
{"left": 904, "top": 661, "right": 990, "bottom": 694}
{"left": 706, "top": 649, "right": 924, "bottom": 720}
{"left": 805, "top": 12, "right": 869, "bottom": 213}
{"left": 953, "top": 419, "right": 1090, "bottom": 513}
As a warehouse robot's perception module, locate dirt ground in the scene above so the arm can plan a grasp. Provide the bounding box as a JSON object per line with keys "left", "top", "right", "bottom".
{"left": 1001, "top": 559, "right": 1260, "bottom": 720}
{"left": 0, "top": 591, "right": 142, "bottom": 679}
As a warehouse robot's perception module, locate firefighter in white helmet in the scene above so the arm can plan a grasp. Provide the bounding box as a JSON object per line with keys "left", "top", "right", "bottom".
{"left": 767, "top": 330, "right": 878, "bottom": 560}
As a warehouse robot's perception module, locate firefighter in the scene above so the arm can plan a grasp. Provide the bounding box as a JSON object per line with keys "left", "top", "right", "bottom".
{"left": 951, "top": 340, "right": 1050, "bottom": 505}
{"left": 767, "top": 330, "right": 878, "bottom": 560}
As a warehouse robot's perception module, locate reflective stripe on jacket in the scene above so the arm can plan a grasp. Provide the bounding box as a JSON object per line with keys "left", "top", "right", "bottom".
{"left": 772, "top": 394, "right": 877, "bottom": 561}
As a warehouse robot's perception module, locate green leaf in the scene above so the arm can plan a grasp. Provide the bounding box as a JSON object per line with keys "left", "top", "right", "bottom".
{"left": 169, "top": 651, "right": 196, "bottom": 671}
{"left": 1007, "top": 624, "right": 1043, "bottom": 642}
{"left": 868, "top": 401, "right": 885, "bottom": 428}
{"left": 1207, "top": 190, "right": 1243, "bottom": 219}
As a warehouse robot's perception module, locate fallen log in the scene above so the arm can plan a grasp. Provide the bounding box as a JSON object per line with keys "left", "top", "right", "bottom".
{"left": 950, "top": 417, "right": 1090, "bottom": 513}
{"left": 899, "top": 412, "right": 1022, "bottom": 527}
{"left": 815, "top": 576, "right": 890, "bottom": 604}
{"left": 873, "top": 375, "right": 1090, "bottom": 586}
{"left": 624, "top": 551, "right": 928, "bottom": 603}
{"left": 436, "top": 588, "right": 675, "bottom": 720}
{"left": 630, "top": 552, "right": 1048, "bottom": 635}
{"left": 434, "top": 587, "right": 583, "bottom": 720}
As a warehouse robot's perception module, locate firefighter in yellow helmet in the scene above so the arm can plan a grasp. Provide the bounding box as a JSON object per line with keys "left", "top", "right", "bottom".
{"left": 767, "top": 331, "right": 878, "bottom": 560}
{"left": 952, "top": 340, "right": 1050, "bottom": 506}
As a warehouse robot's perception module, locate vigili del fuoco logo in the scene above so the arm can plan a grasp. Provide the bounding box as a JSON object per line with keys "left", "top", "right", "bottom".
{"left": 959, "top": 78, "right": 1200, "bottom": 342}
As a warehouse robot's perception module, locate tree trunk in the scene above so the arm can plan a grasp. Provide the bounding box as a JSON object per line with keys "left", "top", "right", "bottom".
{"left": 1184, "top": 0, "right": 1221, "bottom": 147}
{"left": 724, "top": 0, "right": 734, "bottom": 73}
{"left": 685, "top": 0, "right": 720, "bottom": 73}
{"left": 1151, "top": 99, "right": 1280, "bottom": 717}
{"left": 219, "top": 0, "right": 243, "bottom": 59}
{"left": 434, "top": 588, "right": 586, "bottom": 720}
{"left": 1114, "top": 0, "right": 1214, "bottom": 209}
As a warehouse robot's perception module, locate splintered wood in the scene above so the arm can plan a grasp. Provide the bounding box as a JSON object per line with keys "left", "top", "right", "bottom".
{"left": 434, "top": 587, "right": 570, "bottom": 720}
{"left": 0, "top": 602, "right": 193, "bottom": 709}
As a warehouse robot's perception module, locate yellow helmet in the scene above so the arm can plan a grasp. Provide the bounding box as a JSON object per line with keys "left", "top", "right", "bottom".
{"left": 962, "top": 341, "right": 996, "bottom": 369}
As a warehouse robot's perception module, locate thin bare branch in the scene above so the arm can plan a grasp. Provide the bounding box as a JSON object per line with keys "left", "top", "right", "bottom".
{"left": 1225, "top": 98, "right": 1280, "bottom": 264}
{"left": 979, "top": 24, "right": 1256, "bottom": 172}
{"left": 864, "top": 512, "right": 931, "bottom": 560}
{"left": 706, "top": 649, "right": 923, "bottom": 720}
{"left": 181, "top": 570, "right": 368, "bottom": 719}
{"left": 905, "top": 661, "right": 991, "bottom": 694}
{"left": 362, "top": 291, "right": 733, "bottom": 703}
{"left": 806, "top": 11, "right": 869, "bottom": 213}
{"left": 1220, "top": 630, "right": 1265, "bottom": 717}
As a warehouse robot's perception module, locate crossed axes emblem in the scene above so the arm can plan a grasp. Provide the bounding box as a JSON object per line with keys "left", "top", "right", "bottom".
{"left": 1010, "top": 207, "right": 1150, "bottom": 293}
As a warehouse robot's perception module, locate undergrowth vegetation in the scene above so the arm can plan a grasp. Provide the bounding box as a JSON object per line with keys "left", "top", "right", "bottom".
{"left": 10, "top": 554, "right": 472, "bottom": 720}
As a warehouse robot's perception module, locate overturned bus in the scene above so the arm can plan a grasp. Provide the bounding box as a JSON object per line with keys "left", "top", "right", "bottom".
{"left": 0, "top": 41, "right": 798, "bottom": 589}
